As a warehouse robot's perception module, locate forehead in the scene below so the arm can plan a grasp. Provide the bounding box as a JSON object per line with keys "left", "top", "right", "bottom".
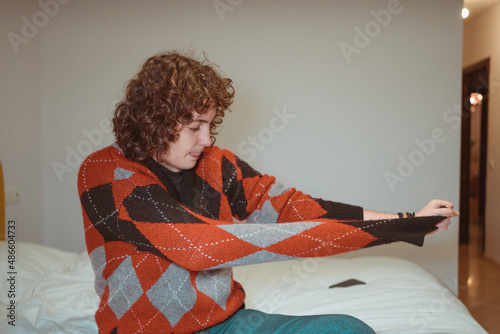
{"left": 191, "top": 107, "right": 216, "bottom": 122}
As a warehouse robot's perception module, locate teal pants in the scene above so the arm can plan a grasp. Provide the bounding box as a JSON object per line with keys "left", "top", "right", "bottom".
{"left": 197, "top": 309, "right": 375, "bottom": 334}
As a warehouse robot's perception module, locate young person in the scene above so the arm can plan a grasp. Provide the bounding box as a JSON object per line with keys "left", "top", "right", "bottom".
{"left": 78, "top": 51, "right": 459, "bottom": 333}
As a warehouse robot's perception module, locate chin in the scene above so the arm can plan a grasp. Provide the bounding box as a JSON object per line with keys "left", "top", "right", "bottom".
{"left": 183, "top": 161, "right": 197, "bottom": 170}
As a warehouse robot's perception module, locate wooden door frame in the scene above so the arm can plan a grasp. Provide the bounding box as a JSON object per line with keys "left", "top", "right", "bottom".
{"left": 460, "top": 58, "right": 489, "bottom": 247}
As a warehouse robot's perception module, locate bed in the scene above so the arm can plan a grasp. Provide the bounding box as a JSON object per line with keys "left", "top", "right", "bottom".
{"left": 0, "top": 241, "right": 487, "bottom": 334}
{"left": 0, "top": 162, "right": 488, "bottom": 333}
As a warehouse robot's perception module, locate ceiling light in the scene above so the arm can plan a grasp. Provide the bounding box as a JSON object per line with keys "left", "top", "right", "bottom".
{"left": 462, "top": 8, "right": 470, "bottom": 19}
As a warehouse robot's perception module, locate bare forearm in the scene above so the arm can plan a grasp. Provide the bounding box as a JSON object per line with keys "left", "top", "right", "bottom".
{"left": 363, "top": 209, "right": 398, "bottom": 220}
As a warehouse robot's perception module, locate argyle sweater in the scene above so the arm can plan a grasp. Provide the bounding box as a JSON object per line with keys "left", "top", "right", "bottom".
{"left": 78, "top": 144, "right": 443, "bottom": 334}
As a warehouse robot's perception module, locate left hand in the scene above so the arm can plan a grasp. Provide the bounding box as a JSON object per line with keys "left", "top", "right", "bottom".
{"left": 416, "top": 199, "right": 460, "bottom": 232}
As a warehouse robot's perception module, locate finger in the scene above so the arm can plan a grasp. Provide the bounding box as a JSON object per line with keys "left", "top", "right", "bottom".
{"left": 435, "top": 218, "right": 451, "bottom": 231}
{"left": 436, "top": 207, "right": 460, "bottom": 218}
{"left": 435, "top": 199, "right": 454, "bottom": 209}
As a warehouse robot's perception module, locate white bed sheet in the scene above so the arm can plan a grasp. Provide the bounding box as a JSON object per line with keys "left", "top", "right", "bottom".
{"left": 233, "top": 257, "right": 487, "bottom": 334}
{"left": 0, "top": 241, "right": 487, "bottom": 334}
{"left": 0, "top": 242, "right": 99, "bottom": 334}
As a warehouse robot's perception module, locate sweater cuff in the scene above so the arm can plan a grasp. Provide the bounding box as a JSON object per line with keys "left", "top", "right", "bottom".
{"left": 346, "top": 216, "right": 444, "bottom": 247}
{"left": 314, "top": 198, "right": 364, "bottom": 221}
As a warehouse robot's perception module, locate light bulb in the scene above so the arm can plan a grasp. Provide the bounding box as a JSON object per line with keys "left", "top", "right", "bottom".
{"left": 462, "top": 8, "right": 469, "bottom": 19}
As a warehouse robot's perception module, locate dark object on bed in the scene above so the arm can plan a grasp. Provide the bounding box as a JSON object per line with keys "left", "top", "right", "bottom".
{"left": 329, "top": 279, "right": 366, "bottom": 289}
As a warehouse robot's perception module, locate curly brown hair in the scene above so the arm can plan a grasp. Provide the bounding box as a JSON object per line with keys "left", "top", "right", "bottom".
{"left": 113, "top": 51, "right": 235, "bottom": 162}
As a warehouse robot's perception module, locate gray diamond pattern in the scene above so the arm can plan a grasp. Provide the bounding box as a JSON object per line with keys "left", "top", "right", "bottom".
{"left": 219, "top": 220, "right": 324, "bottom": 248}
{"left": 268, "top": 181, "right": 289, "bottom": 197}
{"left": 209, "top": 250, "right": 297, "bottom": 269}
{"left": 147, "top": 263, "right": 196, "bottom": 327}
{"left": 247, "top": 200, "right": 279, "bottom": 224}
{"left": 89, "top": 246, "right": 106, "bottom": 298}
{"left": 196, "top": 268, "right": 232, "bottom": 310}
{"left": 107, "top": 257, "right": 143, "bottom": 320}
{"left": 114, "top": 167, "right": 134, "bottom": 180}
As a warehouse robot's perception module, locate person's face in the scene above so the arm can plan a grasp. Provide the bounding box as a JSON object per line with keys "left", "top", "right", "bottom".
{"left": 155, "top": 106, "right": 216, "bottom": 172}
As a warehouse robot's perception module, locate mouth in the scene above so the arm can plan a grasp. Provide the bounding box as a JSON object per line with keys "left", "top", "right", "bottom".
{"left": 189, "top": 152, "right": 202, "bottom": 159}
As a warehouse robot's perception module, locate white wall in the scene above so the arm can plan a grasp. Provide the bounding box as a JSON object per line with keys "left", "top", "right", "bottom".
{"left": 463, "top": 2, "right": 500, "bottom": 264}
{"left": 0, "top": 0, "right": 45, "bottom": 245}
{"left": 1, "top": 0, "right": 463, "bottom": 292}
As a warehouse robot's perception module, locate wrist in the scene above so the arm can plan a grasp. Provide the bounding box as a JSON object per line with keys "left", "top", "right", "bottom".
{"left": 397, "top": 212, "right": 415, "bottom": 218}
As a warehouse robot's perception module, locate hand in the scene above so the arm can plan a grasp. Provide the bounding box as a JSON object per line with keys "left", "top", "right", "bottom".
{"left": 416, "top": 199, "right": 460, "bottom": 232}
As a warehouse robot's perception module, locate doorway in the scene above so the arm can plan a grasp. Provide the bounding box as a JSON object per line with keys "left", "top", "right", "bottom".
{"left": 459, "top": 58, "right": 489, "bottom": 251}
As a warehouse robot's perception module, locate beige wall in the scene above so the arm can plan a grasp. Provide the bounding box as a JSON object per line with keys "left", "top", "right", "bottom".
{"left": 463, "top": 3, "right": 500, "bottom": 264}
{"left": 1, "top": 0, "right": 463, "bottom": 291}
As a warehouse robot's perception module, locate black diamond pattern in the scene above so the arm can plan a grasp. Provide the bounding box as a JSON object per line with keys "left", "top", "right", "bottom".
{"left": 221, "top": 156, "right": 249, "bottom": 220}
{"left": 124, "top": 184, "right": 207, "bottom": 225}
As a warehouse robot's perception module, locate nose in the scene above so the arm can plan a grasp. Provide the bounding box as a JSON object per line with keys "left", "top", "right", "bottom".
{"left": 199, "top": 128, "right": 212, "bottom": 147}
